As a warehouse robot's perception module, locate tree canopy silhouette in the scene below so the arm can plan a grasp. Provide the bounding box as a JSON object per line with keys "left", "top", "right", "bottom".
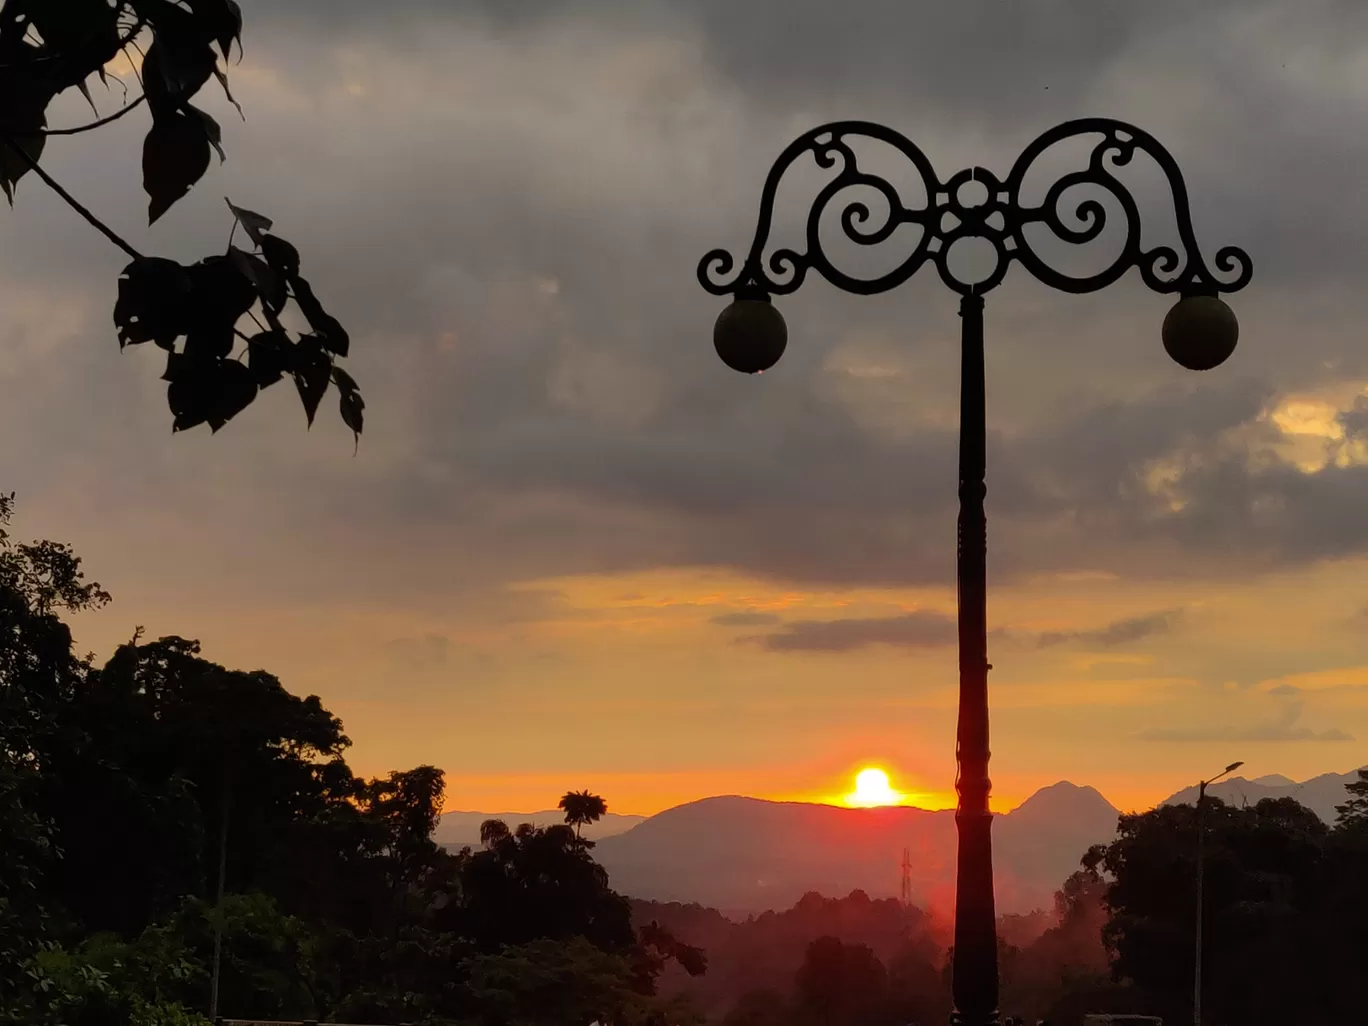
{"left": 560, "top": 788, "right": 609, "bottom": 839}
{"left": 0, "top": 495, "right": 706, "bottom": 1024}
{"left": 1086, "top": 792, "right": 1368, "bottom": 1025}
{"left": 0, "top": 0, "right": 363, "bottom": 442}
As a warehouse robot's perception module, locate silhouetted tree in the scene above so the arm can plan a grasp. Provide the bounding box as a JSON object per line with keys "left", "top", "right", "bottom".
{"left": 1, "top": 496, "right": 711, "bottom": 1024}
{"left": 1000, "top": 863, "right": 1119, "bottom": 1024}
{"left": 0, "top": 492, "right": 109, "bottom": 1018}
{"left": 479, "top": 818, "right": 511, "bottom": 848}
{"left": 560, "top": 788, "right": 609, "bottom": 839}
{"left": 794, "top": 936, "right": 891, "bottom": 1026}
{"left": 455, "top": 821, "right": 636, "bottom": 955}
{"left": 1335, "top": 768, "right": 1368, "bottom": 828}
{"left": 1090, "top": 795, "right": 1360, "bottom": 1025}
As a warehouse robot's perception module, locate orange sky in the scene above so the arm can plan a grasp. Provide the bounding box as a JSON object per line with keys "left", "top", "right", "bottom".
{"left": 10, "top": 3, "right": 1368, "bottom": 827}
{"left": 62, "top": 555, "right": 1368, "bottom": 819}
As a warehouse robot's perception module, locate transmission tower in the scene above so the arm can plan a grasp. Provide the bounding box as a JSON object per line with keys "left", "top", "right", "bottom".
{"left": 900, "top": 847, "right": 912, "bottom": 906}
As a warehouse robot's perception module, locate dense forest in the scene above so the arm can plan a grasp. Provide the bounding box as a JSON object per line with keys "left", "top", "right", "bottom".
{"left": 3, "top": 495, "right": 1367, "bottom": 1025}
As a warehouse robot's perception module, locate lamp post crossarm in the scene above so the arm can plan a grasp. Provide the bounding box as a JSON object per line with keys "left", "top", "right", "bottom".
{"left": 697, "top": 118, "right": 1253, "bottom": 302}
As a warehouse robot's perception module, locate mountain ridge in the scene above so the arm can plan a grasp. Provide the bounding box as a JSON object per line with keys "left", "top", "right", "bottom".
{"left": 439, "top": 768, "right": 1363, "bottom": 916}
{"left": 443, "top": 766, "right": 1362, "bottom": 919}
{"left": 592, "top": 781, "right": 1121, "bottom": 916}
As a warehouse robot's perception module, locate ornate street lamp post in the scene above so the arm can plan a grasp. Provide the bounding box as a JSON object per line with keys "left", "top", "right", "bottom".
{"left": 698, "top": 119, "right": 1252, "bottom": 1026}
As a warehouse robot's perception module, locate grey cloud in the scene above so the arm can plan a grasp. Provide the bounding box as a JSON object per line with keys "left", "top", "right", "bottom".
{"left": 751, "top": 611, "right": 957, "bottom": 653}
{"left": 1339, "top": 397, "right": 1368, "bottom": 441}
{"left": 1267, "top": 684, "right": 1299, "bottom": 697}
{"left": 711, "top": 611, "right": 782, "bottom": 627}
{"left": 13, "top": 0, "right": 1368, "bottom": 619}
{"left": 1141, "top": 702, "right": 1355, "bottom": 743}
{"left": 383, "top": 633, "right": 451, "bottom": 672}
{"left": 1037, "top": 609, "right": 1182, "bottom": 649}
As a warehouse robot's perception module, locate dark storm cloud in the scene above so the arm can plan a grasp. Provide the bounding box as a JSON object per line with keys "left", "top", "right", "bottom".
{"left": 1037, "top": 609, "right": 1183, "bottom": 649}
{"left": 750, "top": 610, "right": 958, "bottom": 653}
{"left": 11, "top": 0, "right": 1368, "bottom": 613}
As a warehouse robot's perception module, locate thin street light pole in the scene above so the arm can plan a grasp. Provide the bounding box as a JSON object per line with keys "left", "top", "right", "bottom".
{"left": 209, "top": 772, "right": 230, "bottom": 1022}
{"left": 699, "top": 119, "right": 1252, "bottom": 1026}
{"left": 1194, "top": 759, "right": 1243, "bottom": 1026}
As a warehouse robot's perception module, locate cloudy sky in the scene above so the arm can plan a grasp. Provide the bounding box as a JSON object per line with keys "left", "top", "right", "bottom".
{"left": 5, "top": 0, "right": 1368, "bottom": 815}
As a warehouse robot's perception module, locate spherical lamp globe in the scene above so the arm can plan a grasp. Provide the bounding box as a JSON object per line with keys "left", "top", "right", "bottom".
{"left": 1162, "top": 293, "right": 1239, "bottom": 371}
{"left": 714, "top": 292, "right": 787, "bottom": 374}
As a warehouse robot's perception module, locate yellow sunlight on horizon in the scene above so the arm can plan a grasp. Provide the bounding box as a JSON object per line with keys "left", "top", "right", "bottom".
{"left": 845, "top": 767, "right": 903, "bottom": 807}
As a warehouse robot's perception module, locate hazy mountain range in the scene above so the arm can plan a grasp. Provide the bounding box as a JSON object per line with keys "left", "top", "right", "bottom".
{"left": 437, "top": 767, "right": 1363, "bottom": 916}
{"left": 1160, "top": 770, "right": 1359, "bottom": 822}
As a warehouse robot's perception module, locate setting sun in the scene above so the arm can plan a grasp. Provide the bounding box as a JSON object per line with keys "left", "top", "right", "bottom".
{"left": 847, "top": 767, "right": 903, "bottom": 807}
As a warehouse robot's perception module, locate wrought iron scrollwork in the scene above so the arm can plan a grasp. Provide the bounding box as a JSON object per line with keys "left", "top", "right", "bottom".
{"left": 697, "top": 118, "right": 1253, "bottom": 300}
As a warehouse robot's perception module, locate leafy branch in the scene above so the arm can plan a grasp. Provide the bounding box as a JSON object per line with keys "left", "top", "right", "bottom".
{"left": 0, "top": 0, "right": 363, "bottom": 444}
{"left": 34, "top": 92, "right": 146, "bottom": 135}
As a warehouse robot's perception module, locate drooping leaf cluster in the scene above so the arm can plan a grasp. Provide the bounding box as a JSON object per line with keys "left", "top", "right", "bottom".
{"left": 115, "top": 201, "right": 363, "bottom": 442}
{"left": 0, "top": 0, "right": 363, "bottom": 442}
{"left": 1, "top": 0, "right": 239, "bottom": 220}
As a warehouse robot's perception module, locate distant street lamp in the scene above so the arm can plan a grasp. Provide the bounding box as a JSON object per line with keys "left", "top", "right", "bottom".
{"left": 698, "top": 120, "right": 1253, "bottom": 1026}
{"left": 1194, "top": 759, "right": 1244, "bottom": 1026}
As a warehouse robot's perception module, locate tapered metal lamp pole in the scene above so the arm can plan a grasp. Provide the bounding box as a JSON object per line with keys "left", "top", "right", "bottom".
{"left": 1194, "top": 759, "right": 1243, "bottom": 1026}
{"left": 699, "top": 119, "right": 1251, "bottom": 1025}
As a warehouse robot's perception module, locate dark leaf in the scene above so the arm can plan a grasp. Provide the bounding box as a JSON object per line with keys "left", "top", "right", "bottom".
{"left": 0, "top": 10, "right": 27, "bottom": 61}
{"left": 114, "top": 257, "right": 194, "bottom": 349}
{"left": 0, "top": 132, "right": 45, "bottom": 204}
{"left": 167, "top": 356, "right": 257, "bottom": 433}
{"left": 76, "top": 79, "right": 97, "bottom": 115}
{"left": 292, "top": 336, "right": 331, "bottom": 428}
{"left": 183, "top": 323, "right": 235, "bottom": 361}
{"left": 0, "top": 67, "right": 53, "bottom": 201}
{"left": 290, "top": 275, "right": 350, "bottom": 357}
{"left": 339, "top": 388, "right": 364, "bottom": 449}
{"left": 331, "top": 366, "right": 359, "bottom": 395}
{"left": 188, "top": 103, "right": 225, "bottom": 162}
{"left": 228, "top": 246, "right": 285, "bottom": 314}
{"left": 27, "top": 0, "right": 122, "bottom": 90}
{"left": 142, "top": 34, "right": 216, "bottom": 114}
{"left": 160, "top": 350, "right": 199, "bottom": 382}
{"left": 260, "top": 234, "right": 300, "bottom": 280}
{"left": 212, "top": 65, "right": 243, "bottom": 119}
{"left": 180, "top": 255, "right": 254, "bottom": 360}
{"left": 143, "top": 110, "right": 212, "bottom": 223}
{"left": 246, "top": 330, "right": 291, "bottom": 388}
{"left": 224, "top": 0, "right": 244, "bottom": 58}
{"left": 186, "top": 255, "right": 256, "bottom": 324}
{"left": 29, "top": 0, "right": 119, "bottom": 51}
{"left": 225, "top": 198, "right": 272, "bottom": 246}
{"left": 167, "top": 360, "right": 215, "bottom": 433}
{"left": 186, "top": 0, "right": 243, "bottom": 61}
{"left": 206, "top": 360, "right": 257, "bottom": 432}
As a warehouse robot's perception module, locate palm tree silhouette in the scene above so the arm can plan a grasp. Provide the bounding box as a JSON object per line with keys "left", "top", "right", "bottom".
{"left": 479, "top": 818, "right": 511, "bottom": 848}
{"left": 559, "top": 790, "right": 607, "bottom": 839}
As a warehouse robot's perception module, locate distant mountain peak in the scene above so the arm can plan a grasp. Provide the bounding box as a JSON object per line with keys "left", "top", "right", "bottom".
{"left": 1006, "top": 781, "right": 1117, "bottom": 818}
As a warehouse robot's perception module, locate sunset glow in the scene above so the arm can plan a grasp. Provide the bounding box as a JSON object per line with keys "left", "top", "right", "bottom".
{"left": 847, "top": 767, "right": 903, "bottom": 807}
